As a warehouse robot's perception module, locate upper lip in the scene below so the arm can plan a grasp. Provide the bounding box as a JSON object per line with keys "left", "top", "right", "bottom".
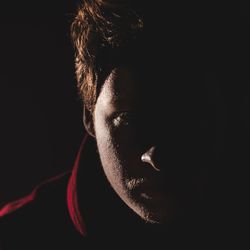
{"left": 128, "top": 176, "right": 167, "bottom": 192}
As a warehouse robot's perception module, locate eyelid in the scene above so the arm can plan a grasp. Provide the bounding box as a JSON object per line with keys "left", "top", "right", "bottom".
{"left": 110, "top": 111, "right": 132, "bottom": 119}
{"left": 111, "top": 111, "right": 134, "bottom": 127}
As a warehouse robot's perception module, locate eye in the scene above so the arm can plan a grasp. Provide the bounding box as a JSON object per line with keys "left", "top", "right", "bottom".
{"left": 112, "top": 112, "right": 136, "bottom": 127}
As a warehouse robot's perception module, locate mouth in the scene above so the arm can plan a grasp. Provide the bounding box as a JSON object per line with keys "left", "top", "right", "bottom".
{"left": 126, "top": 177, "right": 169, "bottom": 201}
{"left": 126, "top": 177, "right": 147, "bottom": 190}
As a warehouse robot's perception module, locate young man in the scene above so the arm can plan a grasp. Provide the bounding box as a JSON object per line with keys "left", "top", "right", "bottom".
{"left": 0, "top": 1, "right": 245, "bottom": 249}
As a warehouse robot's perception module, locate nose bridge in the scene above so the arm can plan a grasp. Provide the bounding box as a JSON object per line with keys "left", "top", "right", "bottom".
{"left": 214, "top": 90, "right": 227, "bottom": 157}
{"left": 217, "top": 91, "right": 249, "bottom": 160}
{"left": 223, "top": 110, "right": 248, "bottom": 161}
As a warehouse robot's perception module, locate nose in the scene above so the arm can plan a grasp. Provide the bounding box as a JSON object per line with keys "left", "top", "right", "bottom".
{"left": 141, "top": 146, "right": 160, "bottom": 171}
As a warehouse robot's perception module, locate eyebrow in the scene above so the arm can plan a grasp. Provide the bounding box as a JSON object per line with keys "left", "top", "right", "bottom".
{"left": 105, "top": 67, "right": 138, "bottom": 105}
{"left": 111, "top": 97, "right": 137, "bottom": 108}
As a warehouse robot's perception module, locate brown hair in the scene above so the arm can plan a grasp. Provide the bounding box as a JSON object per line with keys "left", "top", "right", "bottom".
{"left": 71, "top": 0, "right": 143, "bottom": 111}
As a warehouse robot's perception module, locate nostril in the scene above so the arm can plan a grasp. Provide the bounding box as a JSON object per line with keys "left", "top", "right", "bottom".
{"left": 141, "top": 146, "right": 160, "bottom": 171}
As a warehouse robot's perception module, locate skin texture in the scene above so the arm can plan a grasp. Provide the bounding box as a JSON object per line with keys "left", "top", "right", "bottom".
{"left": 86, "top": 66, "right": 207, "bottom": 224}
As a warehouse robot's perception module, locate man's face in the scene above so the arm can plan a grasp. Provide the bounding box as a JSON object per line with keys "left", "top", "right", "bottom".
{"left": 92, "top": 66, "right": 207, "bottom": 224}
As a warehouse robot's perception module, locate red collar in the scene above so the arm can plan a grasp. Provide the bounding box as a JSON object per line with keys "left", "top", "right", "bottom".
{"left": 67, "top": 134, "right": 89, "bottom": 237}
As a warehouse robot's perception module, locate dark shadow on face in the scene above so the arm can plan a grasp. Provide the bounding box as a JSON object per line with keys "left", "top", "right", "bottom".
{"left": 91, "top": 4, "right": 250, "bottom": 226}
{"left": 93, "top": 57, "right": 217, "bottom": 224}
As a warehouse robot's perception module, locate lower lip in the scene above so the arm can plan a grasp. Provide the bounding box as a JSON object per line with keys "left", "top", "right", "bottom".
{"left": 137, "top": 186, "right": 168, "bottom": 201}
{"left": 141, "top": 191, "right": 165, "bottom": 199}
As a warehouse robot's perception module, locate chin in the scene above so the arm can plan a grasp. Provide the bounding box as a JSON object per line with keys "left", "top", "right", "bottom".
{"left": 143, "top": 208, "right": 173, "bottom": 224}
{"left": 142, "top": 214, "right": 168, "bottom": 224}
{"left": 131, "top": 199, "right": 174, "bottom": 225}
{"left": 122, "top": 188, "right": 178, "bottom": 224}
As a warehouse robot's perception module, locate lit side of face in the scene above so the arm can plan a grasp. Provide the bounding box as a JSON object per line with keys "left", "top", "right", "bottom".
{"left": 91, "top": 67, "right": 176, "bottom": 224}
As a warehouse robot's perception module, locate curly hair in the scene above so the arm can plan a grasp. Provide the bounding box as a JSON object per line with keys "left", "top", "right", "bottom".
{"left": 71, "top": 0, "right": 143, "bottom": 111}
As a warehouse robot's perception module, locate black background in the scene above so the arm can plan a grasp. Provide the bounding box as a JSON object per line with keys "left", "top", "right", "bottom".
{"left": 0, "top": 1, "right": 84, "bottom": 207}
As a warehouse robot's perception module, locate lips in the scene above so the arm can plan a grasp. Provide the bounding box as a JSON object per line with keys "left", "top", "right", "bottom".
{"left": 129, "top": 171, "right": 189, "bottom": 198}
{"left": 127, "top": 176, "right": 170, "bottom": 199}
{"left": 139, "top": 187, "right": 168, "bottom": 201}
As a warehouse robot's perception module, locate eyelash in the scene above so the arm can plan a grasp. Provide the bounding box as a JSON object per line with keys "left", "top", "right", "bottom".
{"left": 112, "top": 112, "right": 135, "bottom": 127}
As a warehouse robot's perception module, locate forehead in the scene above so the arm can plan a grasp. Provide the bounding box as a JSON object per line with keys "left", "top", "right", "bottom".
{"left": 97, "top": 67, "right": 138, "bottom": 110}
{"left": 96, "top": 64, "right": 208, "bottom": 113}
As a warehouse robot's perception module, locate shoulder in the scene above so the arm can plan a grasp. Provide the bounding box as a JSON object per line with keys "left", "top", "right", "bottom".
{"left": 0, "top": 172, "right": 85, "bottom": 249}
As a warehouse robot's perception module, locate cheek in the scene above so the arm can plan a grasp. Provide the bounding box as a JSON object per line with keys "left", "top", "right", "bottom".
{"left": 94, "top": 116, "right": 119, "bottom": 167}
{"left": 94, "top": 114, "right": 125, "bottom": 190}
{"left": 94, "top": 114, "right": 140, "bottom": 191}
